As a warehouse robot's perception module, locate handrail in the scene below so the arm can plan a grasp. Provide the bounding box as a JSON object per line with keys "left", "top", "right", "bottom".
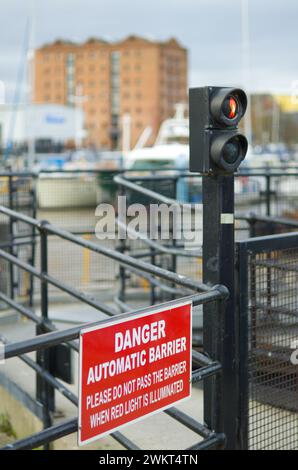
{"left": 237, "top": 212, "right": 298, "bottom": 228}
{"left": 114, "top": 173, "right": 191, "bottom": 208}
{"left": 0, "top": 172, "right": 231, "bottom": 451}
{"left": 3, "top": 289, "right": 227, "bottom": 360}
{"left": 0, "top": 205, "right": 208, "bottom": 292}
{"left": 1, "top": 166, "right": 298, "bottom": 178}
{"left": 116, "top": 218, "right": 202, "bottom": 257}
{"left": 1, "top": 288, "right": 226, "bottom": 451}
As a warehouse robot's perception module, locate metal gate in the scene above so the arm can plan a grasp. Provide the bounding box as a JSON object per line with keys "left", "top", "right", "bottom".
{"left": 237, "top": 232, "right": 298, "bottom": 450}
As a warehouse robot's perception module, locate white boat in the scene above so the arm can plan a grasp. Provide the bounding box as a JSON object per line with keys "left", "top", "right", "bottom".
{"left": 35, "top": 150, "right": 120, "bottom": 209}
{"left": 124, "top": 142, "right": 189, "bottom": 171}
{"left": 123, "top": 105, "right": 263, "bottom": 205}
{"left": 124, "top": 104, "right": 189, "bottom": 171}
{"left": 36, "top": 172, "right": 98, "bottom": 209}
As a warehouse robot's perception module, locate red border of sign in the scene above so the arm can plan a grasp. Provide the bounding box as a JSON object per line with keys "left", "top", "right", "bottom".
{"left": 78, "top": 299, "right": 192, "bottom": 446}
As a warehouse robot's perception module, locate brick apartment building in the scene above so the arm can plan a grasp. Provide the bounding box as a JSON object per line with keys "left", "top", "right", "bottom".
{"left": 33, "top": 35, "right": 188, "bottom": 149}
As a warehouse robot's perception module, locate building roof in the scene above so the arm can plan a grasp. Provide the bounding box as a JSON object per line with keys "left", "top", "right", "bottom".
{"left": 37, "top": 35, "right": 186, "bottom": 51}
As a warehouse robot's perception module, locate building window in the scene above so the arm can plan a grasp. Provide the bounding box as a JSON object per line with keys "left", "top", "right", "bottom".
{"left": 66, "top": 53, "right": 76, "bottom": 104}
{"left": 111, "top": 51, "right": 121, "bottom": 115}
{"left": 67, "top": 53, "right": 75, "bottom": 66}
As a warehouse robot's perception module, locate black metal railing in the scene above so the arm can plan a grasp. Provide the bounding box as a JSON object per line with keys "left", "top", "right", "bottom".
{"left": 1, "top": 168, "right": 298, "bottom": 450}
{"left": 2, "top": 168, "right": 298, "bottom": 311}
{"left": 0, "top": 204, "right": 228, "bottom": 450}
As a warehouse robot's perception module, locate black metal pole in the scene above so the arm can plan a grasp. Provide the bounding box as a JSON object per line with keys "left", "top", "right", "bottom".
{"left": 118, "top": 184, "right": 126, "bottom": 303}
{"left": 29, "top": 176, "right": 37, "bottom": 307}
{"left": 150, "top": 245, "right": 156, "bottom": 305}
{"left": 36, "top": 221, "right": 53, "bottom": 450}
{"left": 8, "top": 175, "right": 15, "bottom": 300}
{"left": 171, "top": 177, "right": 178, "bottom": 300}
{"left": 265, "top": 174, "right": 271, "bottom": 216}
{"left": 203, "top": 174, "right": 239, "bottom": 450}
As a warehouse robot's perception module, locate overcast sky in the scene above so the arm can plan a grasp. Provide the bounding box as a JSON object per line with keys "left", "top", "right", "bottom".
{"left": 1, "top": 0, "right": 298, "bottom": 103}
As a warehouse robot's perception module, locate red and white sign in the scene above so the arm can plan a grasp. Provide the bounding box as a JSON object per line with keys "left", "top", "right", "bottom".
{"left": 78, "top": 301, "right": 192, "bottom": 446}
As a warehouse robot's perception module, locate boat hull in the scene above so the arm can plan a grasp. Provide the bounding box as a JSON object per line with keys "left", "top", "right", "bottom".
{"left": 37, "top": 175, "right": 98, "bottom": 209}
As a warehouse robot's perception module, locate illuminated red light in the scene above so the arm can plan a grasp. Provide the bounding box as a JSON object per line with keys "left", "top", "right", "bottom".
{"left": 228, "top": 97, "right": 237, "bottom": 119}
{"left": 222, "top": 95, "right": 239, "bottom": 120}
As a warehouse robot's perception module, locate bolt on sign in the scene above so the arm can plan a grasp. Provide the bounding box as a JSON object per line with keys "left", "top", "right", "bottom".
{"left": 78, "top": 301, "right": 192, "bottom": 446}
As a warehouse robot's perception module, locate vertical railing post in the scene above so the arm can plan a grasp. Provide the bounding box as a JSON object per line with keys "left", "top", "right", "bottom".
{"left": 118, "top": 184, "right": 127, "bottom": 304}
{"left": 265, "top": 174, "right": 271, "bottom": 216}
{"left": 36, "top": 221, "right": 54, "bottom": 449}
{"left": 150, "top": 245, "right": 156, "bottom": 305}
{"left": 203, "top": 174, "right": 239, "bottom": 449}
{"left": 8, "top": 174, "right": 15, "bottom": 300}
{"left": 248, "top": 213, "right": 256, "bottom": 238}
{"left": 29, "top": 174, "right": 38, "bottom": 307}
{"left": 170, "top": 176, "right": 178, "bottom": 300}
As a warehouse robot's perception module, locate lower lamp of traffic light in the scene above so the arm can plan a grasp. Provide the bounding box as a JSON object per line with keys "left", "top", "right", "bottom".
{"left": 210, "top": 133, "right": 248, "bottom": 172}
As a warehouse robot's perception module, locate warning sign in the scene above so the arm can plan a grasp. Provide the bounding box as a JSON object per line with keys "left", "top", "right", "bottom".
{"left": 78, "top": 301, "right": 192, "bottom": 445}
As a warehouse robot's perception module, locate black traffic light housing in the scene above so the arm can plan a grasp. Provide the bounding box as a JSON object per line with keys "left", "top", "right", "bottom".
{"left": 189, "top": 86, "right": 248, "bottom": 174}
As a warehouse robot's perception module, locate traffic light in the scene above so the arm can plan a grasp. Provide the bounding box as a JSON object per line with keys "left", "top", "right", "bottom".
{"left": 189, "top": 86, "right": 248, "bottom": 174}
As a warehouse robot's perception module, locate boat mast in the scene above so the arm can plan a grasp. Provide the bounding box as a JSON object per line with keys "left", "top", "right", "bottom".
{"left": 27, "top": 0, "right": 36, "bottom": 169}
{"left": 241, "top": 0, "right": 253, "bottom": 145}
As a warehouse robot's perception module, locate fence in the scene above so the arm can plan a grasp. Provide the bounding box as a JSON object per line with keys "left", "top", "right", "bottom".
{"left": 0, "top": 202, "right": 230, "bottom": 450}
{"left": 2, "top": 168, "right": 298, "bottom": 305}
{"left": 0, "top": 168, "right": 298, "bottom": 450}
{"left": 237, "top": 232, "right": 298, "bottom": 450}
{"left": 4, "top": 166, "right": 298, "bottom": 211}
